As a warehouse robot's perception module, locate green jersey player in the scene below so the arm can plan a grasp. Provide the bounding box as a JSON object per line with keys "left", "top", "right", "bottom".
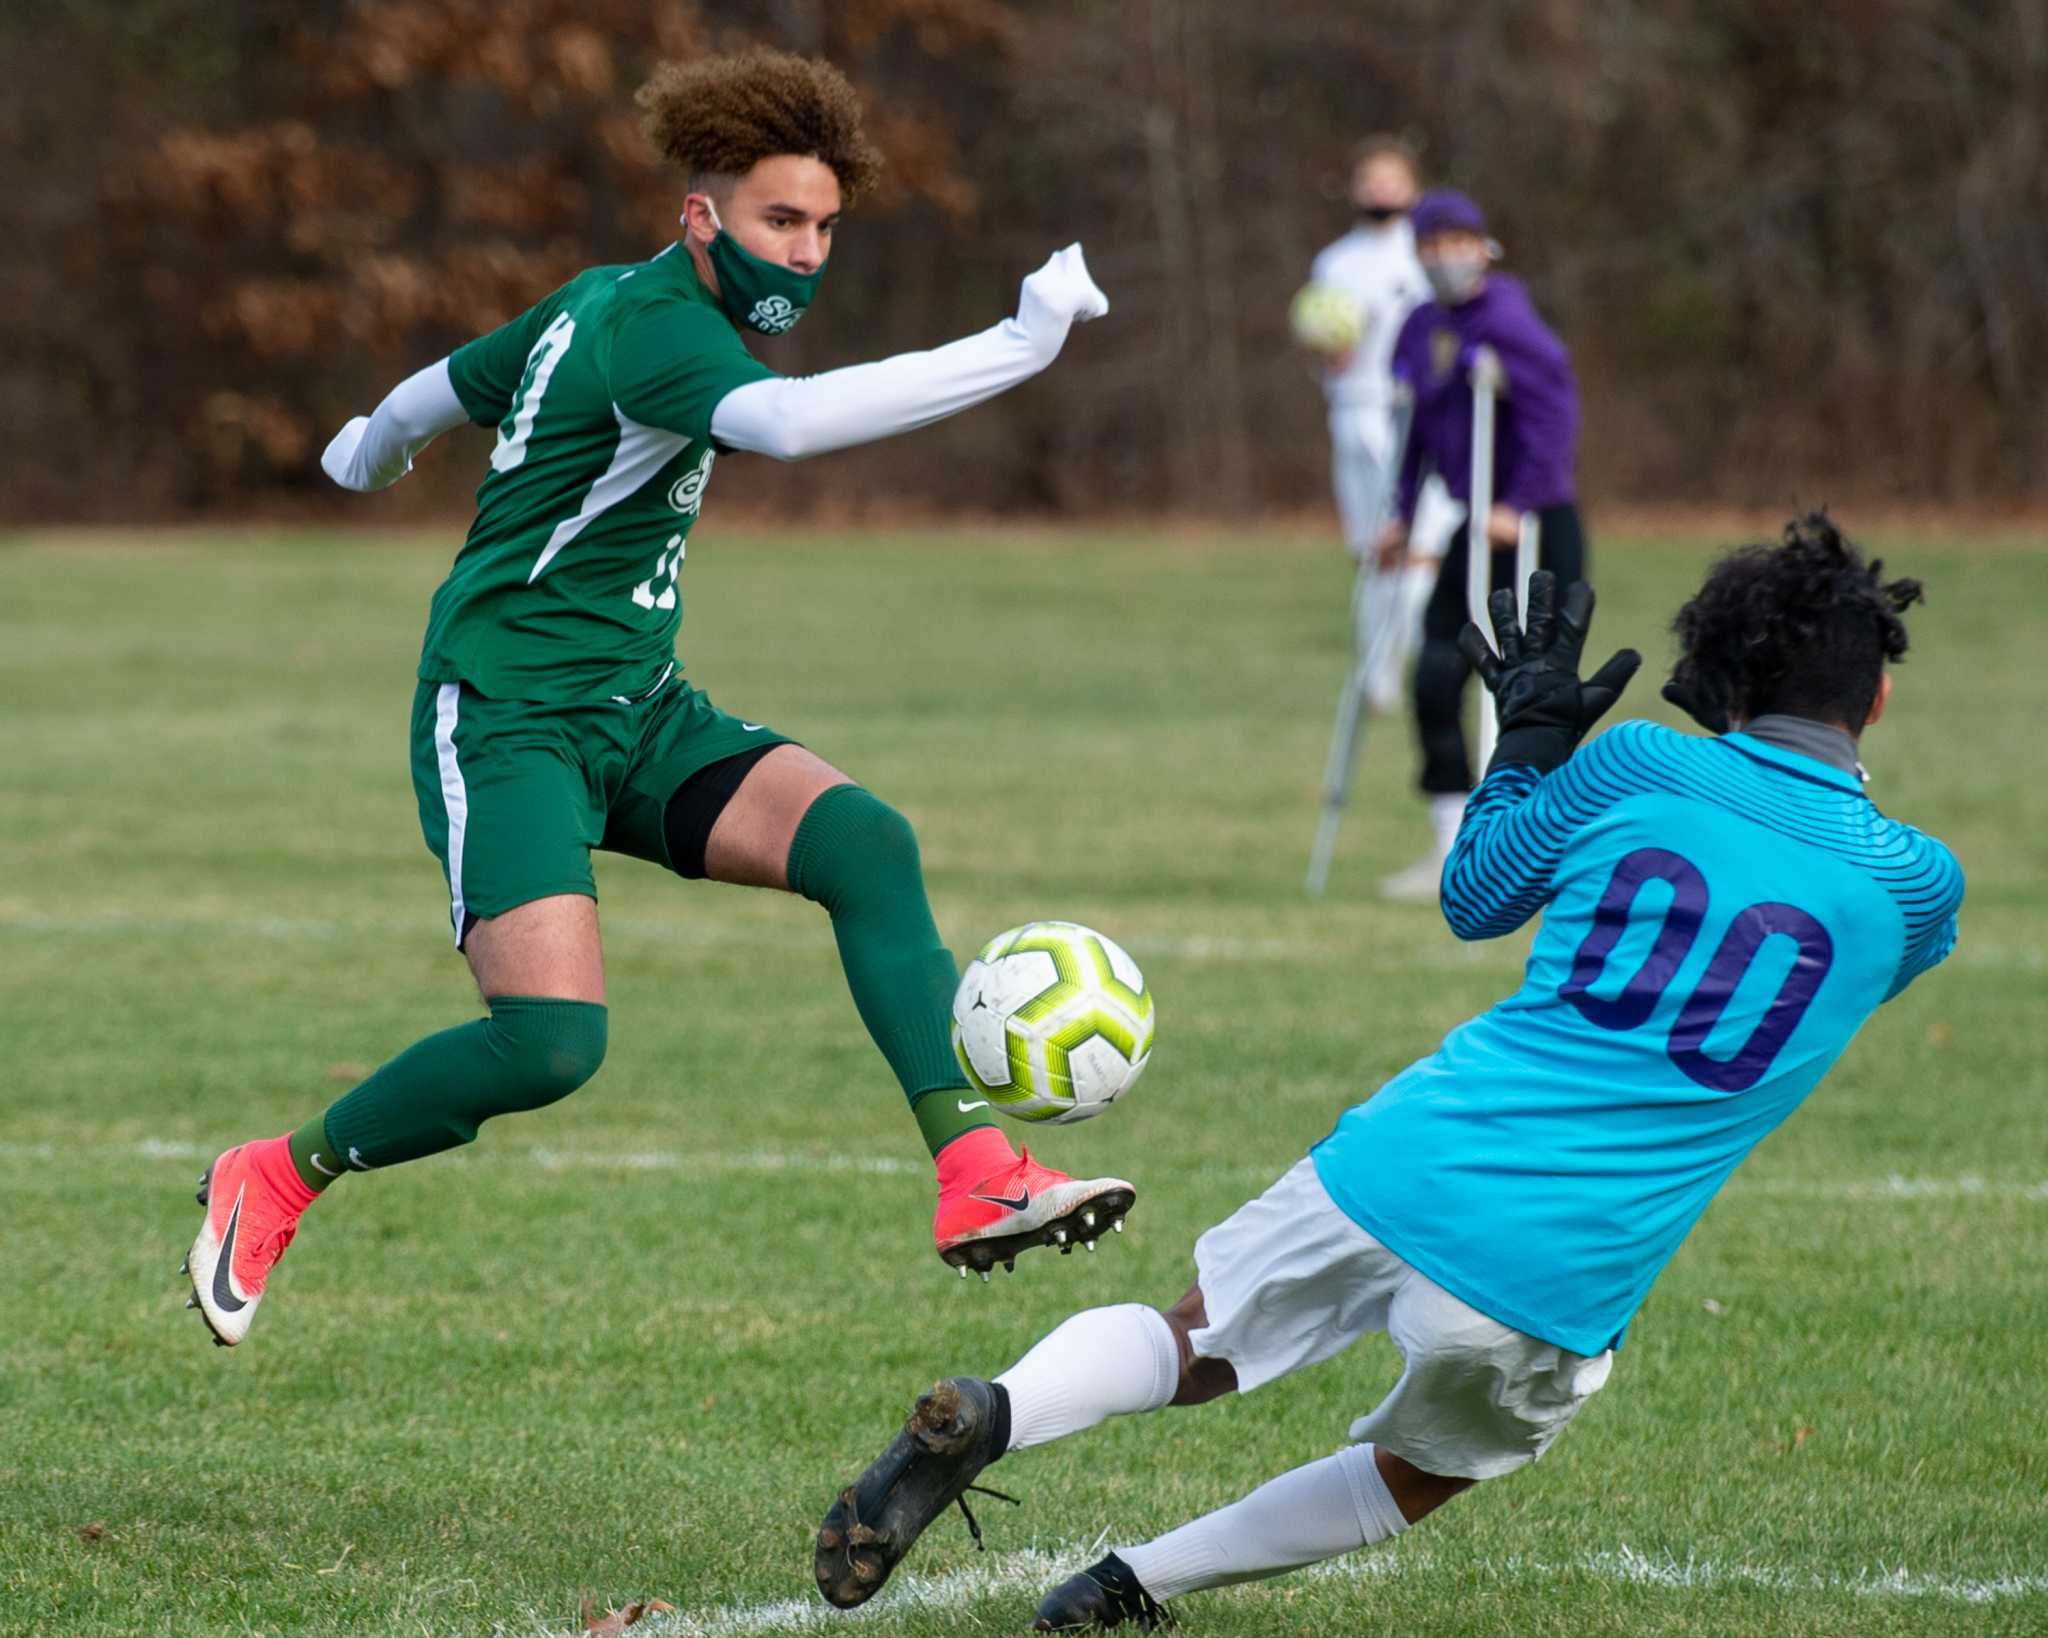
{"left": 184, "top": 49, "right": 1132, "bottom": 1348}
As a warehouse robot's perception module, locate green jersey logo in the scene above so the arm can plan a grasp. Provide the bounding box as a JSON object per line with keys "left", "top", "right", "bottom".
{"left": 668, "top": 448, "right": 715, "bottom": 516}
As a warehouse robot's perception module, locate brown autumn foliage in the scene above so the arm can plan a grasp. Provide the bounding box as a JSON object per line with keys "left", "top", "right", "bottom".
{"left": 4, "top": 0, "right": 2045, "bottom": 520}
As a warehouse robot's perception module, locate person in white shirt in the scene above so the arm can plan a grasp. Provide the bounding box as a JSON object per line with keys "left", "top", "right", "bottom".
{"left": 1306, "top": 137, "right": 1432, "bottom": 711}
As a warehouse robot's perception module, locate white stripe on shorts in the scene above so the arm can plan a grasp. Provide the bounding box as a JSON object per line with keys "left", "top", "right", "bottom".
{"left": 433, "top": 683, "right": 469, "bottom": 944}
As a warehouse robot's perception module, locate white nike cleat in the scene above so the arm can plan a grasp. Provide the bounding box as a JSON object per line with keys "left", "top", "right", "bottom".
{"left": 183, "top": 1137, "right": 314, "bottom": 1346}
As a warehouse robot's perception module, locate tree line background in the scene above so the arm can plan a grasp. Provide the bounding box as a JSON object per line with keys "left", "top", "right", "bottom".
{"left": 8, "top": 0, "right": 2046, "bottom": 521}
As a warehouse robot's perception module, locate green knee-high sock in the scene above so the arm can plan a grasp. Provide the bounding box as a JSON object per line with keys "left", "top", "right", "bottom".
{"left": 284, "top": 997, "right": 608, "bottom": 1187}
{"left": 787, "top": 785, "right": 989, "bottom": 1158}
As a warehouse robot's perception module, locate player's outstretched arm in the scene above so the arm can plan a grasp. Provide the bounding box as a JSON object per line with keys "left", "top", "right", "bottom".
{"left": 320, "top": 359, "right": 470, "bottom": 492}
{"left": 1439, "top": 573, "right": 1642, "bottom": 938}
{"left": 708, "top": 244, "right": 1108, "bottom": 461}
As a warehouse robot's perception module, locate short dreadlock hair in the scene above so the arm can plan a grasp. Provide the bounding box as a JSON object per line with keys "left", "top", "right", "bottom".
{"left": 1668, "top": 512, "right": 1924, "bottom": 731}
{"left": 636, "top": 49, "right": 884, "bottom": 205}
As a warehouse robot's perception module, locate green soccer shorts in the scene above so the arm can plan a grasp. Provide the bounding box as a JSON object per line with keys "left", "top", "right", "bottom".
{"left": 409, "top": 673, "right": 795, "bottom": 945}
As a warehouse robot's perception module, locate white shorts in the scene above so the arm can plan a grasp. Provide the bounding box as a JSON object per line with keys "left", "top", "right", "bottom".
{"left": 1188, "top": 1157, "right": 1613, "bottom": 1480}
{"left": 1328, "top": 403, "right": 1399, "bottom": 552}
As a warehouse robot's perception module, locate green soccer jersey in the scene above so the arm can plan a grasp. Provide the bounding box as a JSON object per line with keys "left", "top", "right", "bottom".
{"left": 425, "top": 244, "right": 778, "bottom": 702}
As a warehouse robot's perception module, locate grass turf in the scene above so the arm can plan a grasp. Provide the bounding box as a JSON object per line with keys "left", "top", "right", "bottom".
{"left": 1, "top": 522, "right": 2043, "bottom": 1636}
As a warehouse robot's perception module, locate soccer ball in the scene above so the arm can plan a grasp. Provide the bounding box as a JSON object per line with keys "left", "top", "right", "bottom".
{"left": 1288, "top": 282, "right": 1365, "bottom": 355}
{"left": 951, "top": 922, "right": 1156, "bottom": 1125}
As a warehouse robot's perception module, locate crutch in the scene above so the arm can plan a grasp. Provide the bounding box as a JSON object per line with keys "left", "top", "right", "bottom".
{"left": 1306, "top": 388, "right": 1413, "bottom": 897}
{"left": 1514, "top": 509, "right": 1540, "bottom": 623}
{"left": 1467, "top": 347, "right": 1505, "bottom": 771}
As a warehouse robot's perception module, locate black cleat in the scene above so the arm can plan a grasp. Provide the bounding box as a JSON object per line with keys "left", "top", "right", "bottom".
{"left": 814, "top": 1376, "right": 1016, "bottom": 1609}
{"left": 1035, "top": 1552, "right": 1173, "bottom": 1631}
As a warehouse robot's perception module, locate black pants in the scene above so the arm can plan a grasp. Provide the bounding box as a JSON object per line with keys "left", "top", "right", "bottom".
{"left": 1414, "top": 501, "right": 1587, "bottom": 794}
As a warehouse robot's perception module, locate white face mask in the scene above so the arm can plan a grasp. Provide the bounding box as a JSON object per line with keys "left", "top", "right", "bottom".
{"left": 1424, "top": 254, "right": 1487, "bottom": 304}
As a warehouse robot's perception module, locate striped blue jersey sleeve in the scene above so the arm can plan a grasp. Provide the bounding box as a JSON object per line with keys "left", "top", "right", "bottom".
{"left": 1438, "top": 729, "right": 1663, "bottom": 941}
{"left": 1880, "top": 820, "right": 1963, "bottom": 1000}
{"left": 1441, "top": 720, "right": 1964, "bottom": 1001}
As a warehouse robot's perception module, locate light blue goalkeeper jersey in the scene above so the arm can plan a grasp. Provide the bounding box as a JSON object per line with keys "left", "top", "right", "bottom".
{"left": 1312, "top": 720, "right": 1963, "bottom": 1357}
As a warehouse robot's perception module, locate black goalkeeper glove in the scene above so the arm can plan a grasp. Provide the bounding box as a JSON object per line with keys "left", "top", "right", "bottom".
{"left": 1457, "top": 571, "right": 1642, "bottom": 776}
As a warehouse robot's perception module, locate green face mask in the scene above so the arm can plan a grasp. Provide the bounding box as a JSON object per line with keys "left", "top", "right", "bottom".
{"left": 700, "top": 202, "right": 824, "bottom": 335}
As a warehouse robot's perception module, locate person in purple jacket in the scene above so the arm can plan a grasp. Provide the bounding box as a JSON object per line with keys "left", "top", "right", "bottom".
{"left": 1374, "top": 190, "right": 1584, "bottom": 899}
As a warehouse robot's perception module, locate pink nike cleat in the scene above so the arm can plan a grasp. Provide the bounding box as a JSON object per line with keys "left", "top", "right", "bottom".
{"left": 933, "top": 1146, "right": 1135, "bottom": 1281}
{"left": 182, "top": 1137, "right": 314, "bottom": 1346}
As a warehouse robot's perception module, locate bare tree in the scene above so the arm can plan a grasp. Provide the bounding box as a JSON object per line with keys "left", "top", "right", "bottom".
{"left": 7, "top": 0, "right": 2044, "bottom": 518}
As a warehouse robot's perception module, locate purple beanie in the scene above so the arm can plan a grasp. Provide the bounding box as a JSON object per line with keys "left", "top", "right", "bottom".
{"left": 1409, "top": 189, "right": 1488, "bottom": 240}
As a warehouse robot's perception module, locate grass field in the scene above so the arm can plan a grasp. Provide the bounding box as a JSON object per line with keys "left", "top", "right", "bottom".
{"left": 3, "top": 522, "right": 2044, "bottom": 1637}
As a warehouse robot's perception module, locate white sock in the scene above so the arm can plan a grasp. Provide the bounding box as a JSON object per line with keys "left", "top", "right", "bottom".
{"left": 995, "top": 1303, "right": 1180, "bottom": 1451}
{"left": 1118, "top": 1443, "right": 1409, "bottom": 1601}
{"left": 1429, "top": 792, "right": 1468, "bottom": 859}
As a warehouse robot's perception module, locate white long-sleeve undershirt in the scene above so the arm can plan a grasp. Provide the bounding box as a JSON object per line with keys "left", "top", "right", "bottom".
{"left": 320, "top": 358, "right": 468, "bottom": 492}
{"left": 707, "top": 314, "right": 1065, "bottom": 461}
{"left": 320, "top": 244, "right": 1099, "bottom": 486}
{"left": 319, "top": 322, "right": 1061, "bottom": 489}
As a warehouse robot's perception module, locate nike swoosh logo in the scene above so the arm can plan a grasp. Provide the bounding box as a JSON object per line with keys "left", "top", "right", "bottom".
{"left": 740, "top": 724, "right": 766, "bottom": 732}
{"left": 211, "top": 1187, "right": 248, "bottom": 1313}
{"left": 971, "top": 1189, "right": 1031, "bottom": 1212}
{"left": 957, "top": 1099, "right": 989, "bottom": 1112}
{"left": 309, "top": 1151, "right": 339, "bottom": 1178}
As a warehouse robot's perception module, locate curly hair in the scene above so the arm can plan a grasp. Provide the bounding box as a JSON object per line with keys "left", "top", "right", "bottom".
{"left": 1668, "top": 511, "right": 1924, "bottom": 730}
{"left": 635, "top": 49, "right": 884, "bottom": 206}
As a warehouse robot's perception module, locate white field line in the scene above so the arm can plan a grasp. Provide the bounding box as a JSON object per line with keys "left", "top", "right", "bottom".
{"left": 0, "top": 1138, "right": 926, "bottom": 1177}
{"left": 618, "top": 1540, "right": 2047, "bottom": 1636}
{"left": 523, "top": 1146, "right": 926, "bottom": 1178}
{"left": 1735, "top": 1174, "right": 2048, "bottom": 1202}
{"left": 638, "top": 1546, "right": 1093, "bottom": 1637}
{"left": 0, "top": 909, "right": 1314, "bottom": 964}
{"left": 17, "top": 905, "right": 2034, "bottom": 973}
{"left": 1570, "top": 1545, "right": 2048, "bottom": 1602}
{"left": 2, "top": 1138, "right": 2043, "bottom": 1203}
{"left": 1, "top": 1139, "right": 2043, "bottom": 1204}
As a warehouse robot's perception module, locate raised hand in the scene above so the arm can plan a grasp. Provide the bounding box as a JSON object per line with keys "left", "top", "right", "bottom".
{"left": 1458, "top": 571, "right": 1642, "bottom": 775}
{"left": 320, "top": 415, "right": 374, "bottom": 490}
{"left": 1016, "top": 243, "right": 1110, "bottom": 350}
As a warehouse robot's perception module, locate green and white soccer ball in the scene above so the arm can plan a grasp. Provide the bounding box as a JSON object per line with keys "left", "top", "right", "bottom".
{"left": 951, "top": 921, "right": 1156, "bottom": 1125}
{"left": 1288, "top": 281, "right": 1365, "bottom": 355}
